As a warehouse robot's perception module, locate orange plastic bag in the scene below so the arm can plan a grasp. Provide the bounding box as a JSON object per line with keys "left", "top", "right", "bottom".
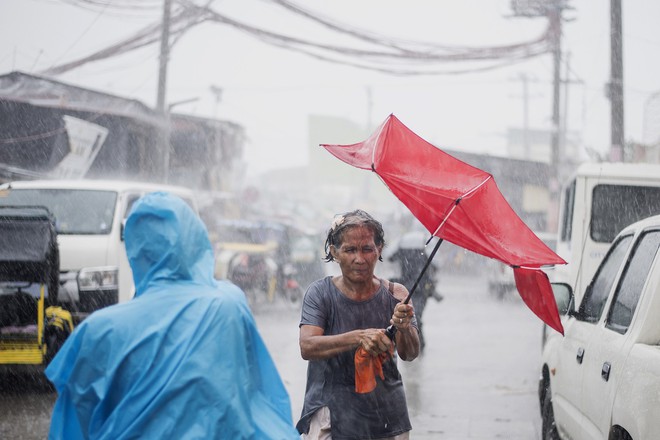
{"left": 354, "top": 346, "right": 393, "bottom": 393}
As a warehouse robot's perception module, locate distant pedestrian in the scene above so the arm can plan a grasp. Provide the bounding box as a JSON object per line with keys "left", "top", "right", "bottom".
{"left": 46, "top": 192, "right": 299, "bottom": 440}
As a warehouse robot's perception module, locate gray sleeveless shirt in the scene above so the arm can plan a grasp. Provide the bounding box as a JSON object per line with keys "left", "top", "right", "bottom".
{"left": 296, "top": 276, "right": 415, "bottom": 439}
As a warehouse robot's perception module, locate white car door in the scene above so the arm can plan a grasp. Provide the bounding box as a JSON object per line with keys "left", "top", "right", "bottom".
{"left": 552, "top": 318, "right": 597, "bottom": 437}
{"left": 580, "top": 230, "right": 660, "bottom": 440}
{"left": 579, "top": 325, "right": 630, "bottom": 440}
{"left": 553, "top": 234, "right": 634, "bottom": 439}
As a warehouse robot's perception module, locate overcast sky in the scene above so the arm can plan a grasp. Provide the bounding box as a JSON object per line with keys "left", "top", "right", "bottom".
{"left": 2, "top": 0, "right": 659, "bottom": 176}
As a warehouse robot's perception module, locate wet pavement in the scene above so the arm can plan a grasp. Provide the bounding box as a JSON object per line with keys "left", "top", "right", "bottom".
{"left": 0, "top": 373, "right": 56, "bottom": 440}
{"left": 0, "top": 273, "right": 544, "bottom": 439}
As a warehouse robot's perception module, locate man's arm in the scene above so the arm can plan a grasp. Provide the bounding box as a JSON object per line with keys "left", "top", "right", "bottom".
{"left": 299, "top": 325, "right": 393, "bottom": 360}
{"left": 389, "top": 282, "right": 420, "bottom": 361}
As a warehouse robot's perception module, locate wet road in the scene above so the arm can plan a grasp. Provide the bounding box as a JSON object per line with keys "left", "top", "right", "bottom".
{"left": 0, "top": 373, "right": 55, "bottom": 440}
{"left": 0, "top": 273, "right": 544, "bottom": 439}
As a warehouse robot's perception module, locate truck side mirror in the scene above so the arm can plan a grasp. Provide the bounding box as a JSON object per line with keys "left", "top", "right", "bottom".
{"left": 551, "top": 282, "right": 574, "bottom": 316}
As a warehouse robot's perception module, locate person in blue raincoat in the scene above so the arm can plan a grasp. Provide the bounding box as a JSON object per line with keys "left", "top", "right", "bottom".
{"left": 45, "top": 191, "right": 300, "bottom": 440}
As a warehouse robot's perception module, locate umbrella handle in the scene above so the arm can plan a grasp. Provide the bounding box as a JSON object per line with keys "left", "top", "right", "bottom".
{"left": 385, "top": 324, "right": 397, "bottom": 340}
{"left": 386, "top": 238, "right": 443, "bottom": 341}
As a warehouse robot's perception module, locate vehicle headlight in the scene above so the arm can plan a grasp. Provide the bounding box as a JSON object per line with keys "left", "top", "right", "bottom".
{"left": 77, "top": 267, "right": 118, "bottom": 291}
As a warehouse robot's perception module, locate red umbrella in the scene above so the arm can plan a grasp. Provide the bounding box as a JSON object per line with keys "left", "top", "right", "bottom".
{"left": 321, "top": 114, "right": 567, "bottom": 335}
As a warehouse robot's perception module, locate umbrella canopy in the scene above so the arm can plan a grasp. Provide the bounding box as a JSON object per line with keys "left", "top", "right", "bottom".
{"left": 321, "top": 114, "right": 567, "bottom": 335}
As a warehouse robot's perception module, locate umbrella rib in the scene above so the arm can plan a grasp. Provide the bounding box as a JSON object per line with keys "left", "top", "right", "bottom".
{"left": 370, "top": 116, "right": 391, "bottom": 171}
{"left": 431, "top": 175, "right": 492, "bottom": 237}
{"left": 519, "top": 264, "right": 554, "bottom": 270}
{"left": 462, "top": 175, "right": 492, "bottom": 198}
{"left": 431, "top": 201, "right": 459, "bottom": 237}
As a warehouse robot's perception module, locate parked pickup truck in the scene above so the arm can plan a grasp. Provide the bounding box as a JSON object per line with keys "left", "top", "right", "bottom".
{"left": 539, "top": 214, "right": 660, "bottom": 440}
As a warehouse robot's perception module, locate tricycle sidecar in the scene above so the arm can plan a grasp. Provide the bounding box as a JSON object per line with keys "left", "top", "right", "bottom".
{"left": 0, "top": 206, "right": 73, "bottom": 371}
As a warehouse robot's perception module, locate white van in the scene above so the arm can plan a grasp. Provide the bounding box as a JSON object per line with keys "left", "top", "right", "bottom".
{"left": 0, "top": 179, "right": 198, "bottom": 321}
{"left": 551, "top": 162, "right": 660, "bottom": 305}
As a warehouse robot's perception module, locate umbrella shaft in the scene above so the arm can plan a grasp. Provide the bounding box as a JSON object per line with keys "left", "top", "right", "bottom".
{"left": 404, "top": 238, "right": 443, "bottom": 304}
{"left": 387, "top": 238, "right": 443, "bottom": 341}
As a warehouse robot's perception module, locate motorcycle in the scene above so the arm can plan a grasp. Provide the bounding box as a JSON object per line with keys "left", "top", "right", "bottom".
{"left": 278, "top": 262, "right": 304, "bottom": 304}
{"left": 226, "top": 249, "right": 303, "bottom": 308}
{"left": 213, "top": 219, "right": 310, "bottom": 309}
{"left": 226, "top": 250, "right": 275, "bottom": 306}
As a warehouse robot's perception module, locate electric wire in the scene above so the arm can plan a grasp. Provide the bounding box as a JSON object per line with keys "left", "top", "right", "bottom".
{"left": 39, "top": 0, "right": 552, "bottom": 77}
{"left": 40, "top": 5, "right": 208, "bottom": 75}
{"left": 46, "top": 1, "right": 111, "bottom": 71}
{"left": 7, "top": 0, "right": 554, "bottom": 144}
{"left": 266, "top": 0, "right": 545, "bottom": 54}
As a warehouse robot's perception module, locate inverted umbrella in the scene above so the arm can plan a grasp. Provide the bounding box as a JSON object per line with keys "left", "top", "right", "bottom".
{"left": 321, "top": 114, "right": 567, "bottom": 335}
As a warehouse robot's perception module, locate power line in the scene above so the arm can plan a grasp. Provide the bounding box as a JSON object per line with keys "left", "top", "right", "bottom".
{"left": 47, "top": 1, "right": 112, "bottom": 71}
{"left": 40, "top": 0, "right": 551, "bottom": 77}
{"left": 39, "top": 5, "right": 207, "bottom": 76}
{"left": 59, "top": 0, "right": 164, "bottom": 17}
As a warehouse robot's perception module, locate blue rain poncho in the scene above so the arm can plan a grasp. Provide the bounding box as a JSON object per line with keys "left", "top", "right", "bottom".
{"left": 46, "top": 192, "right": 300, "bottom": 440}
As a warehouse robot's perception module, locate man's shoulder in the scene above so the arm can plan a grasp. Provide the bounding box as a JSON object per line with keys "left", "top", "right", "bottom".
{"left": 306, "top": 276, "right": 333, "bottom": 296}
{"left": 310, "top": 276, "right": 331, "bottom": 288}
{"left": 385, "top": 279, "right": 409, "bottom": 302}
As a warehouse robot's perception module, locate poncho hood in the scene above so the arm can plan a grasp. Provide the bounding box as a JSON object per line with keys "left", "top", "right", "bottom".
{"left": 125, "top": 191, "right": 216, "bottom": 296}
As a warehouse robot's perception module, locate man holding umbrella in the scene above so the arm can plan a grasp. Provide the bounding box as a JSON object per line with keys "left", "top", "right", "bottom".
{"left": 297, "top": 209, "right": 420, "bottom": 440}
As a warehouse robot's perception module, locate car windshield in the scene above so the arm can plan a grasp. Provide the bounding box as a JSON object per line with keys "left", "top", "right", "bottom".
{"left": 0, "top": 188, "right": 117, "bottom": 235}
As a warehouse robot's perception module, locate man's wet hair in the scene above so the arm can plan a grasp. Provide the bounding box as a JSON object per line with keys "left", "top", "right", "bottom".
{"left": 323, "top": 209, "right": 385, "bottom": 262}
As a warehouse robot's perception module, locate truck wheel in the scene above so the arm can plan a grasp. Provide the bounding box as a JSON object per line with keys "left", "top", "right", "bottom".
{"left": 609, "top": 427, "right": 633, "bottom": 440}
{"left": 542, "top": 387, "right": 561, "bottom": 440}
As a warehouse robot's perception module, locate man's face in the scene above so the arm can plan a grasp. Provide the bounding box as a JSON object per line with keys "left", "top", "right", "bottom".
{"left": 331, "top": 226, "right": 381, "bottom": 283}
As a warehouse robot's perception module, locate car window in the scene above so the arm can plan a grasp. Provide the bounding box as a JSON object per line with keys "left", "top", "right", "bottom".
{"left": 606, "top": 230, "right": 660, "bottom": 334}
{"left": 591, "top": 185, "right": 660, "bottom": 243}
{"left": 560, "top": 179, "right": 576, "bottom": 242}
{"left": 579, "top": 234, "right": 633, "bottom": 323}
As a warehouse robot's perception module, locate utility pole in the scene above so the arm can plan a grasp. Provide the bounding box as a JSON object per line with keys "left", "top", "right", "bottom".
{"left": 561, "top": 52, "right": 570, "bottom": 174}
{"left": 157, "top": 0, "right": 172, "bottom": 114}
{"left": 549, "top": 2, "right": 562, "bottom": 180}
{"left": 510, "top": 0, "right": 567, "bottom": 179}
{"left": 510, "top": 73, "right": 543, "bottom": 160}
{"left": 157, "top": 0, "right": 172, "bottom": 181}
{"left": 521, "top": 72, "right": 530, "bottom": 159}
{"left": 609, "top": 0, "right": 624, "bottom": 161}
{"left": 510, "top": 0, "right": 569, "bottom": 233}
